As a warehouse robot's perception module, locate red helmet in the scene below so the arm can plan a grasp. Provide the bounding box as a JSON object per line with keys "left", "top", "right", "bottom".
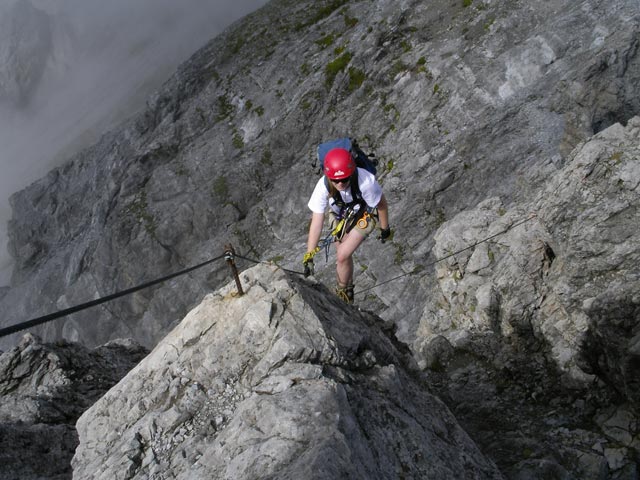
{"left": 324, "top": 148, "right": 355, "bottom": 180}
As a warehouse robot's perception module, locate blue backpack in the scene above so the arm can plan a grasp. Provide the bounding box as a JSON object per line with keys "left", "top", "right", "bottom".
{"left": 317, "top": 137, "right": 377, "bottom": 176}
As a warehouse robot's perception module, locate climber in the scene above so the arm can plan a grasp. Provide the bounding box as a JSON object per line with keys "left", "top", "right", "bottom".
{"left": 303, "top": 147, "right": 390, "bottom": 303}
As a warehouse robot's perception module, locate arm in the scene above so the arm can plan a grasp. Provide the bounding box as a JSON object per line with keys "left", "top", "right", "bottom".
{"left": 376, "top": 194, "right": 389, "bottom": 230}
{"left": 306, "top": 212, "right": 325, "bottom": 252}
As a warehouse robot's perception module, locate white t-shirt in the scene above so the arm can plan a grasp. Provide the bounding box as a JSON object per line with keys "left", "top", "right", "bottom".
{"left": 307, "top": 168, "right": 383, "bottom": 214}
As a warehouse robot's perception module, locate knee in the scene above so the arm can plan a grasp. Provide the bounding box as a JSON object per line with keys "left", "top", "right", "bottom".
{"left": 336, "top": 250, "right": 353, "bottom": 265}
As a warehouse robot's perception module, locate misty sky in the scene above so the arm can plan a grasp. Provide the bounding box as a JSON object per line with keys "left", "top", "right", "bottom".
{"left": 0, "top": 0, "right": 268, "bottom": 286}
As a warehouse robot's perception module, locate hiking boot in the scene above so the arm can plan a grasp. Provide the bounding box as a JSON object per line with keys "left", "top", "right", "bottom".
{"left": 336, "top": 284, "right": 354, "bottom": 304}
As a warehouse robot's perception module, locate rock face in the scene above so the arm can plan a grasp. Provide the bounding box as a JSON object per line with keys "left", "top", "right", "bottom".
{"left": 1, "top": 0, "right": 639, "bottom": 350}
{"left": 420, "top": 118, "right": 640, "bottom": 477}
{"left": 72, "top": 264, "right": 502, "bottom": 479}
{"left": 0, "top": 0, "right": 268, "bottom": 288}
{"left": 0, "top": 0, "right": 52, "bottom": 107}
{"left": 423, "top": 118, "right": 640, "bottom": 387}
{"left": 0, "top": 0, "right": 639, "bottom": 478}
{"left": 0, "top": 334, "right": 148, "bottom": 479}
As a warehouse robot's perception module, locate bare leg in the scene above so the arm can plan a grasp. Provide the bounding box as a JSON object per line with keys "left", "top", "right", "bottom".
{"left": 335, "top": 229, "right": 366, "bottom": 286}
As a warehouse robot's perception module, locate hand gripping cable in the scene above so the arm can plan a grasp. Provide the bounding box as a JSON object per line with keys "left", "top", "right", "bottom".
{"left": 302, "top": 216, "right": 348, "bottom": 276}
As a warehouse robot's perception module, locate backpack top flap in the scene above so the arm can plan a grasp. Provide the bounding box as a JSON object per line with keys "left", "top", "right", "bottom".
{"left": 317, "top": 137, "right": 353, "bottom": 167}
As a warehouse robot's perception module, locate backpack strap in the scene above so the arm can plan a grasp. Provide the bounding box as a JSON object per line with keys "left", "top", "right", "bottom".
{"left": 323, "top": 169, "right": 364, "bottom": 213}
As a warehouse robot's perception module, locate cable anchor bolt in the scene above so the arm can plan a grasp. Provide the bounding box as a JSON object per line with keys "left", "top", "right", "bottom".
{"left": 224, "top": 243, "right": 244, "bottom": 296}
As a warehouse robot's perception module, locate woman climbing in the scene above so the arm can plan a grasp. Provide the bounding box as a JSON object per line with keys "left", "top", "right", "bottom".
{"left": 303, "top": 146, "right": 390, "bottom": 303}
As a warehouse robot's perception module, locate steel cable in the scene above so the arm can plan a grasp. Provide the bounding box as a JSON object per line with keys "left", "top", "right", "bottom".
{"left": 0, "top": 254, "right": 226, "bottom": 338}
{"left": 0, "top": 214, "right": 536, "bottom": 339}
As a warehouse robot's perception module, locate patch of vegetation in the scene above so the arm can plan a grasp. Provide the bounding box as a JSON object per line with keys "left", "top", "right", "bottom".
{"left": 294, "top": 0, "right": 349, "bottom": 31}
{"left": 216, "top": 94, "right": 234, "bottom": 121}
{"left": 231, "top": 36, "right": 245, "bottom": 54}
{"left": 300, "top": 62, "right": 311, "bottom": 76}
{"left": 254, "top": 105, "right": 265, "bottom": 116}
{"left": 126, "top": 191, "right": 156, "bottom": 236}
{"left": 386, "top": 159, "right": 395, "bottom": 172}
{"left": 343, "top": 13, "right": 358, "bottom": 28}
{"left": 315, "top": 33, "right": 335, "bottom": 49}
{"left": 389, "top": 60, "right": 409, "bottom": 79}
{"left": 609, "top": 151, "right": 623, "bottom": 163}
{"left": 325, "top": 51, "right": 353, "bottom": 87}
{"left": 261, "top": 149, "right": 273, "bottom": 166}
{"left": 348, "top": 67, "right": 366, "bottom": 91}
{"left": 487, "top": 247, "right": 495, "bottom": 263}
{"left": 400, "top": 40, "right": 412, "bottom": 53}
{"left": 435, "top": 208, "right": 446, "bottom": 227}
{"left": 433, "top": 83, "right": 440, "bottom": 94}
{"left": 232, "top": 131, "right": 244, "bottom": 149}
{"left": 212, "top": 176, "right": 229, "bottom": 198}
{"left": 484, "top": 17, "right": 495, "bottom": 31}
{"left": 411, "top": 264, "right": 425, "bottom": 275}
{"left": 212, "top": 70, "right": 221, "bottom": 84}
{"left": 383, "top": 103, "right": 400, "bottom": 122}
{"left": 463, "top": 0, "right": 473, "bottom": 7}
{"left": 415, "top": 56, "right": 433, "bottom": 78}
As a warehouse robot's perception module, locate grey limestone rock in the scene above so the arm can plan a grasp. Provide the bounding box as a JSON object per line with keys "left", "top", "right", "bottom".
{"left": 424, "top": 117, "right": 640, "bottom": 391}
{"left": 0, "top": 0, "right": 52, "bottom": 106}
{"left": 0, "top": 333, "right": 148, "bottom": 480}
{"left": 420, "top": 118, "right": 640, "bottom": 478}
{"left": 72, "top": 264, "right": 502, "bottom": 479}
{"left": 1, "top": 0, "right": 640, "bottom": 478}
{"left": 1, "top": 0, "right": 639, "bottom": 354}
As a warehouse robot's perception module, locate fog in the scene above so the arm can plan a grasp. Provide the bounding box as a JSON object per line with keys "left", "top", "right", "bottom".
{"left": 0, "top": 0, "right": 268, "bottom": 286}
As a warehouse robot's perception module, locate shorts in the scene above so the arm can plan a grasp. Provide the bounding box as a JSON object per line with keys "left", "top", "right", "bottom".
{"left": 329, "top": 210, "right": 377, "bottom": 239}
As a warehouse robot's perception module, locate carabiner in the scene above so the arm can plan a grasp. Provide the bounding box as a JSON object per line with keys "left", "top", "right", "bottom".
{"left": 357, "top": 211, "right": 370, "bottom": 229}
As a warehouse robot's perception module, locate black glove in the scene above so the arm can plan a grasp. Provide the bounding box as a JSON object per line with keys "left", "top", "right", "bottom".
{"left": 379, "top": 227, "right": 391, "bottom": 243}
{"left": 302, "top": 252, "right": 315, "bottom": 277}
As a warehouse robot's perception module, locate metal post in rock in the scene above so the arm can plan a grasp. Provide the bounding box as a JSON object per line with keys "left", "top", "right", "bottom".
{"left": 224, "top": 244, "right": 244, "bottom": 296}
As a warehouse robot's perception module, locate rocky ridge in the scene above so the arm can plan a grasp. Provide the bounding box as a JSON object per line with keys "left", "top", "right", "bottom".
{"left": 72, "top": 264, "right": 502, "bottom": 479}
